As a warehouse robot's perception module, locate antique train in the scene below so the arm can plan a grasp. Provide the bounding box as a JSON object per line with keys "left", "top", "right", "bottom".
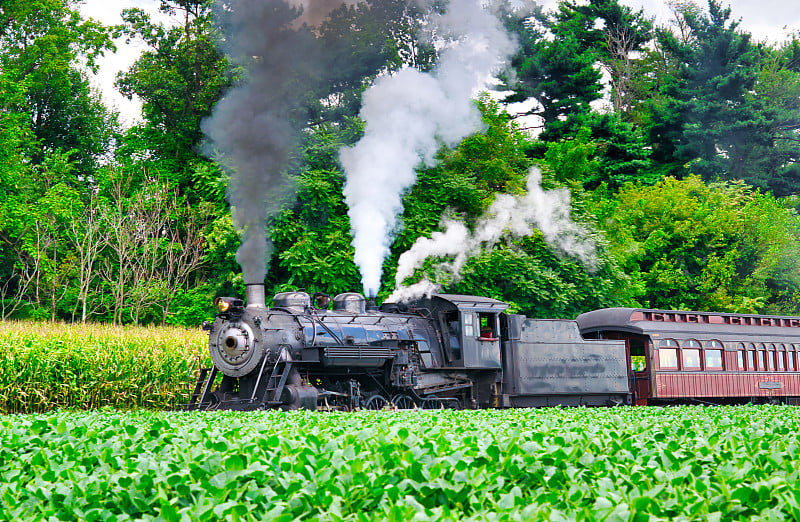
{"left": 186, "top": 284, "right": 800, "bottom": 411}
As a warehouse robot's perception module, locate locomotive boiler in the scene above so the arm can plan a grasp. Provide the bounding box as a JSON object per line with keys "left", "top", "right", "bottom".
{"left": 187, "top": 284, "right": 631, "bottom": 411}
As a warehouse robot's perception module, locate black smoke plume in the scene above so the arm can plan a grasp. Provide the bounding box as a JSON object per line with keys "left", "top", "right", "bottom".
{"left": 202, "top": 0, "right": 362, "bottom": 284}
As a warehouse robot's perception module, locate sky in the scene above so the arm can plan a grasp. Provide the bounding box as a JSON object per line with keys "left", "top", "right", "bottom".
{"left": 78, "top": 0, "right": 176, "bottom": 126}
{"left": 79, "top": 0, "right": 800, "bottom": 125}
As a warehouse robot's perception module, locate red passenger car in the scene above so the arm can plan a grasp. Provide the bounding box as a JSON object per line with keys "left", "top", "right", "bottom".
{"left": 576, "top": 308, "right": 800, "bottom": 405}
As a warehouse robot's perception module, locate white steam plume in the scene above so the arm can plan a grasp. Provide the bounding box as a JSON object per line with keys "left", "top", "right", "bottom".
{"left": 339, "top": 0, "right": 517, "bottom": 297}
{"left": 389, "top": 166, "right": 597, "bottom": 302}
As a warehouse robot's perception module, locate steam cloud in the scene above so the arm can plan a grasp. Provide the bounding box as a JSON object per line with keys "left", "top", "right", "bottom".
{"left": 203, "top": 0, "right": 363, "bottom": 284}
{"left": 289, "top": 0, "right": 362, "bottom": 26}
{"left": 340, "top": 0, "right": 517, "bottom": 297}
{"left": 389, "top": 166, "right": 597, "bottom": 302}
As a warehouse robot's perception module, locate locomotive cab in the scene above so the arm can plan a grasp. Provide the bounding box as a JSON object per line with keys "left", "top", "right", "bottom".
{"left": 409, "top": 294, "right": 508, "bottom": 369}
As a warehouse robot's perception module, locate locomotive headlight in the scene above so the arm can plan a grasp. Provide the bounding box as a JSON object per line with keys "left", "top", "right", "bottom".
{"left": 214, "top": 297, "right": 243, "bottom": 314}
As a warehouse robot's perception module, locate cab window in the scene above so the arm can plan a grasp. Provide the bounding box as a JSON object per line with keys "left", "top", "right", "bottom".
{"left": 477, "top": 313, "right": 498, "bottom": 341}
{"left": 443, "top": 311, "right": 461, "bottom": 360}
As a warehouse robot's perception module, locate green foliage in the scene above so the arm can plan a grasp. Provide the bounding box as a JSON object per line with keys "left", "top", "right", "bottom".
{"left": 602, "top": 176, "right": 800, "bottom": 313}
{"left": 0, "top": 0, "right": 117, "bottom": 181}
{"left": 116, "top": 2, "right": 232, "bottom": 195}
{"left": 164, "top": 284, "right": 217, "bottom": 327}
{"left": 3, "top": 406, "right": 800, "bottom": 520}
{"left": 271, "top": 169, "right": 361, "bottom": 295}
{"left": 649, "top": 0, "right": 765, "bottom": 182}
{"left": 445, "top": 237, "right": 629, "bottom": 317}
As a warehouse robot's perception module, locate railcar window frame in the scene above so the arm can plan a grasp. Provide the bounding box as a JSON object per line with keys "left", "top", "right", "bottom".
{"left": 704, "top": 340, "right": 724, "bottom": 370}
{"left": 789, "top": 347, "right": 797, "bottom": 371}
{"left": 747, "top": 343, "right": 756, "bottom": 371}
{"left": 658, "top": 339, "right": 679, "bottom": 370}
{"left": 736, "top": 343, "right": 746, "bottom": 370}
{"left": 682, "top": 339, "right": 702, "bottom": 370}
{"left": 768, "top": 344, "right": 776, "bottom": 370}
{"left": 758, "top": 344, "right": 766, "bottom": 371}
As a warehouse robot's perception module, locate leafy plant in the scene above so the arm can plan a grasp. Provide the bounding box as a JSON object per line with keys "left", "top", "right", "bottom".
{"left": 2, "top": 406, "right": 800, "bottom": 520}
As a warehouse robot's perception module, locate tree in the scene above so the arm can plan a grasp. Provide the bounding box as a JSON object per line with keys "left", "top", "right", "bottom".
{"left": 601, "top": 176, "right": 800, "bottom": 313}
{"left": 0, "top": 0, "right": 116, "bottom": 183}
{"left": 503, "top": 0, "right": 651, "bottom": 139}
{"left": 734, "top": 38, "right": 800, "bottom": 195}
{"left": 649, "top": 0, "right": 764, "bottom": 181}
{"left": 503, "top": 2, "right": 602, "bottom": 140}
{"left": 117, "top": 1, "right": 232, "bottom": 194}
{"left": 98, "top": 171, "right": 210, "bottom": 325}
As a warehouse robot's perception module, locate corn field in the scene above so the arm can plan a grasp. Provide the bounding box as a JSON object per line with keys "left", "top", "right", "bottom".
{"left": 0, "top": 321, "right": 209, "bottom": 413}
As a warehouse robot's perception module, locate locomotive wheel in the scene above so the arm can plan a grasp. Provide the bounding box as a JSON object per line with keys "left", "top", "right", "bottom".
{"left": 391, "top": 394, "right": 416, "bottom": 410}
{"left": 422, "top": 395, "right": 461, "bottom": 410}
{"left": 421, "top": 395, "right": 442, "bottom": 409}
{"left": 364, "top": 394, "right": 388, "bottom": 410}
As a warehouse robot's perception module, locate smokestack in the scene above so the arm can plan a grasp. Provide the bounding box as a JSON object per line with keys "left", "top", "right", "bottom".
{"left": 245, "top": 284, "right": 267, "bottom": 310}
{"left": 366, "top": 293, "right": 378, "bottom": 312}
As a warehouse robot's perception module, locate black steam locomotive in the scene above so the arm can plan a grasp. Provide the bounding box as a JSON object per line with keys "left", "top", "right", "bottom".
{"left": 187, "top": 284, "right": 630, "bottom": 411}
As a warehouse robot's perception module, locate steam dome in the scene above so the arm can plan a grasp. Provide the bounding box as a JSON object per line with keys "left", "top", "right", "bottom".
{"left": 272, "top": 291, "right": 310, "bottom": 308}
{"left": 333, "top": 292, "right": 366, "bottom": 314}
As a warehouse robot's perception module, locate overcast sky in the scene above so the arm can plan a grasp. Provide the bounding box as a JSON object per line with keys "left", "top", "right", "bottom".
{"left": 79, "top": 0, "right": 800, "bottom": 125}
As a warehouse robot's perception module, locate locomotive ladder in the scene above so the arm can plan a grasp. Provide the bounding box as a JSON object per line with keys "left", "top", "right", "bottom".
{"left": 188, "top": 367, "right": 217, "bottom": 408}
{"left": 264, "top": 347, "right": 293, "bottom": 406}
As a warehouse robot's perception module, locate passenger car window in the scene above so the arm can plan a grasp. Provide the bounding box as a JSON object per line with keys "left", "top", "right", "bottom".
{"left": 659, "top": 349, "right": 678, "bottom": 369}
{"left": 658, "top": 340, "right": 678, "bottom": 369}
{"left": 682, "top": 348, "right": 701, "bottom": 370}
{"left": 705, "top": 349, "right": 723, "bottom": 370}
{"left": 705, "top": 341, "right": 724, "bottom": 370}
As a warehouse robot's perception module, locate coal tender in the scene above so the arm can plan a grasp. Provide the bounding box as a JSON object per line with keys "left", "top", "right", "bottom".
{"left": 187, "top": 284, "right": 629, "bottom": 411}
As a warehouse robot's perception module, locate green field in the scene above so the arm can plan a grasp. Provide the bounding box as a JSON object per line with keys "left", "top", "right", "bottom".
{"left": 2, "top": 406, "right": 798, "bottom": 521}
{"left": 0, "top": 321, "right": 208, "bottom": 413}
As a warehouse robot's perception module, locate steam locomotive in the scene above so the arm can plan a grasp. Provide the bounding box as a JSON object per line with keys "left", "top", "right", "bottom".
{"left": 188, "top": 284, "right": 800, "bottom": 411}
{"left": 187, "top": 284, "right": 630, "bottom": 411}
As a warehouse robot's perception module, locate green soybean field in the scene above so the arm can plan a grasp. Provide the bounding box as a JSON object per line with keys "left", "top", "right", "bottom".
{"left": 2, "top": 406, "right": 799, "bottom": 521}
